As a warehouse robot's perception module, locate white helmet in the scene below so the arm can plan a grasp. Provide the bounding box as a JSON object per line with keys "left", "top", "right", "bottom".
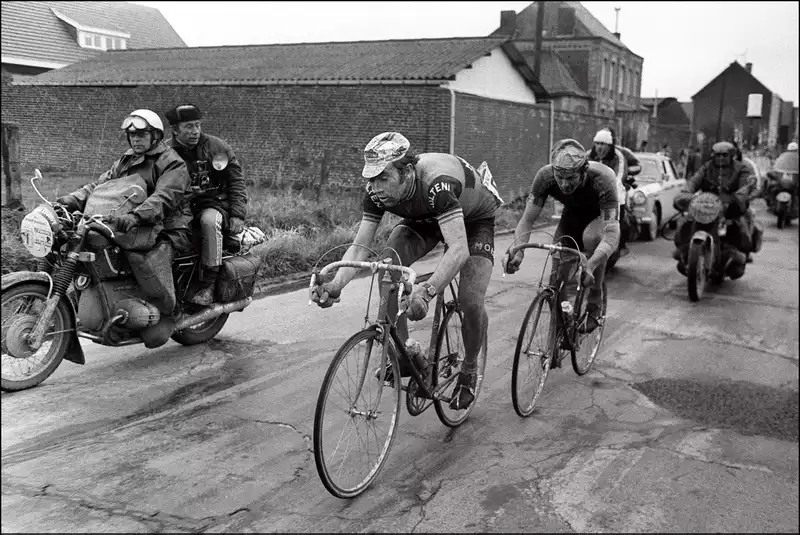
{"left": 121, "top": 109, "right": 164, "bottom": 134}
{"left": 788, "top": 141, "right": 799, "bottom": 151}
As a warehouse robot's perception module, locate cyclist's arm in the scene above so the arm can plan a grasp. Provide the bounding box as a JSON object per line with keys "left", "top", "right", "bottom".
{"left": 512, "top": 167, "right": 548, "bottom": 254}
{"left": 589, "top": 167, "right": 621, "bottom": 272}
{"left": 328, "top": 217, "right": 380, "bottom": 289}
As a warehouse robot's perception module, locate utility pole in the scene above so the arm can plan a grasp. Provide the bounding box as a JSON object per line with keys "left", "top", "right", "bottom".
{"left": 532, "top": 1, "right": 545, "bottom": 81}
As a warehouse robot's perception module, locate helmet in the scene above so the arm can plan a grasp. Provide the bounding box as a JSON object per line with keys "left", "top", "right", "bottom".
{"left": 788, "top": 141, "right": 799, "bottom": 151}
{"left": 120, "top": 109, "right": 164, "bottom": 134}
{"left": 165, "top": 104, "right": 203, "bottom": 126}
{"left": 711, "top": 141, "right": 735, "bottom": 155}
{"left": 593, "top": 129, "right": 613, "bottom": 144}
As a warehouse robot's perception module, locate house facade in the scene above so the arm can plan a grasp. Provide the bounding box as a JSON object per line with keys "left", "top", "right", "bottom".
{"left": 1, "top": 1, "right": 185, "bottom": 80}
{"left": 492, "top": 1, "right": 643, "bottom": 117}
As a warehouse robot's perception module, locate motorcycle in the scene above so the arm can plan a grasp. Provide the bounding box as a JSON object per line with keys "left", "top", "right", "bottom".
{"left": 672, "top": 192, "right": 732, "bottom": 302}
{"left": 606, "top": 175, "right": 640, "bottom": 273}
{"left": 764, "top": 150, "right": 799, "bottom": 229}
{"left": 1, "top": 169, "right": 265, "bottom": 392}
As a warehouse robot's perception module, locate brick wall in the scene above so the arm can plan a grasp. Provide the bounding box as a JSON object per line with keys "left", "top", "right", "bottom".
{"left": 0, "top": 82, "right": 451, "bottom": 187}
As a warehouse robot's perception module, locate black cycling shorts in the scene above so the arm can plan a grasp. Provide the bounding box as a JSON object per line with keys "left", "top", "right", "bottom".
{"left": 386, "top": 217, "right": 496, "bottom": 265}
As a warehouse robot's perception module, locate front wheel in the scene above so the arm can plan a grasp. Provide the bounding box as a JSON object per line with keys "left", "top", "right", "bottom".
{"left": 2, "top": 283, "right": 73, "bottom": 392}
{"left": 687, "top": 241, "right": 707, "bottom": 302}
{"left": 313, "top": 328, "right": 401, "bottom": 499}
{"left": 512, "top": 291, "right": 557, "bottom": 417}
{"left": 432, "top": 306, "right": 487, "bottom": 427}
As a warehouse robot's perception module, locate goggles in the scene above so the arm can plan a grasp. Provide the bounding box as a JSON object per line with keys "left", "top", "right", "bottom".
{"left": 121, "top": 115, "right": 150, "bottom": 132}
{"left": 553, "top": 166, "right": 581, "bottom": 183}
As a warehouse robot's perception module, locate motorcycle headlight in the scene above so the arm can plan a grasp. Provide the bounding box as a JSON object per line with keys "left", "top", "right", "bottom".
{"left": 688, "top": 192, "right": 723, "bottom": 225}
{"left": 631, "top": 190, "right": 647, "bottom": 205}
{"left": 19, "top": 204, "right": 59, "bottom": 258}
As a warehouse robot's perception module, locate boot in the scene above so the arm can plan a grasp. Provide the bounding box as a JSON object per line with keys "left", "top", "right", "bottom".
{"left": 190, "top": 265, "right": 220, "bottom": 306}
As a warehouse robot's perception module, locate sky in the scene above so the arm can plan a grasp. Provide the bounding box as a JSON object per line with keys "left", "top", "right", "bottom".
{"left": 131, "top": 1, "right": 799, "bottom": 103}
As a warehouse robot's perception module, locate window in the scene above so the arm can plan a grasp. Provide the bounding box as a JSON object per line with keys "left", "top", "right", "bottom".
{"left": 609, "top": 62, "right": 615, "bottom": 94}
{"left": 618, "top": 66, "right": 625, "bottom": 95}
{"left": 78, "top": 31, "right": 127, "bottom": 50}
{"left": 601, "top": 59, "right": 607, "bottom": 89}
{"left": 83, "top": 34, "right": 92, "bottom": 46}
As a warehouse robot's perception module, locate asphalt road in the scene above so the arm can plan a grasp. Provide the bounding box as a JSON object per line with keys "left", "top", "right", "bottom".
{"left": 2, "top": 202, "right": 798, "bottom": 533}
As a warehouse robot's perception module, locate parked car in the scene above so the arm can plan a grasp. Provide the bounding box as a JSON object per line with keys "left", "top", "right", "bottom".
{"left": 550, "top": 152, "right": 685, "bottom": 241}
{"left": 628, "top": 152, "right": 685, "bottom": 240}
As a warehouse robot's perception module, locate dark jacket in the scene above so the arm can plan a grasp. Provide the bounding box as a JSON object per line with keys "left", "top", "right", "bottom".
{"left": 64, "top": 141, "right": 193, "bottom": 231}
{"left": 683, "top": 160, "right": 754, "bottom": 215}
{"left": 167, "top": 133, "right": 248, "bottom": 221}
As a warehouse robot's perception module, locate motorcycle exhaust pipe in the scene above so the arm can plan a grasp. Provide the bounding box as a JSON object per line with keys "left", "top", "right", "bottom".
{"left": 175, "top": 297, "right": 252, "bottom": 331}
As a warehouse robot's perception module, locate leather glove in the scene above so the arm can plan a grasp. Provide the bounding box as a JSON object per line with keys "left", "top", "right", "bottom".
{"left": 56, "top": 195, "right": 80, "bottom": 212}
{"left": 229, "top": 217, "right": 245, "bottom": 235}
{"left": 502, "top": 250, "right": 524, "bottom": 274}
{"left": 403, "top": 284, "right": 431, "bottom": 321}
{"left": 311, "top": 282, "right": 341, "bottom": 309}
{"left": 114, "top": 213, "right": 139, "bottom": 233}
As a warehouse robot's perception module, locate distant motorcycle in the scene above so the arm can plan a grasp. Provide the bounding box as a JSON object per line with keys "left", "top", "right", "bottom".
{"left": 1, "top": 169, "right": 265, "bottom": 392}
{"left": 764, "top": 150, "right": 799, "bottom": 229}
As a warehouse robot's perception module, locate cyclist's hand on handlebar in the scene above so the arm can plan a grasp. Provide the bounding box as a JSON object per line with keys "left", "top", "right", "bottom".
{"left": 581, "top": 266, "right": 596, "bottom": 287}
{"left": 311, "top": 282, "right": 341, "bottom": 309}
{"left": 502, "top": 250, "right": 524, "bottom": 274}
{"left": 401, "top": 284, "right": 430, "bottom": 321}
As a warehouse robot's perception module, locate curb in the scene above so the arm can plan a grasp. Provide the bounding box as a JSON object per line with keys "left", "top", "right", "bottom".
{"left": 250, "top": 221, "right": 556, "bottom": 300}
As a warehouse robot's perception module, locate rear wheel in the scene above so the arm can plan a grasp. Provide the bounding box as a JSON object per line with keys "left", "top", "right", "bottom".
{"left": 687, "top": 241, "right": 707, "bottom": 302}
{"left": 432, "top": 306, "right": 487, "bottom": 427}
{"left": 511, "top": 291, "right": 556, "bottom": 417}
{"left": 314, "top": 328, "right": 401, "bottom": 499}
{"left": 2, "top": 284, "right": 73, "bottom": 392}
{"left": 170, "top": 303, "right": 229, "bottom": 345}
{"left": 571, "top": 281, "right": 607, "bottom": 376}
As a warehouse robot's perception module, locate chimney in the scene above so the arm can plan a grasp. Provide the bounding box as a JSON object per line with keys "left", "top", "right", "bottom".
{"left": 500, "top": 10, "right": 517, "bottom": 33}
{"left": 613, "top": 32, "right": 621, "bottom": 40}
{"left": 745, "top": 62, "right": 752, "bottom": 73}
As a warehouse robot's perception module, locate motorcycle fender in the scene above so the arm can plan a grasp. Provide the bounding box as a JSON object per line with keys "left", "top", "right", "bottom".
{"left": 690, "top": 230, "right": 712, "bottom": 247}
{"left": 1, "top": 271, "right": 85, "bottom": 365}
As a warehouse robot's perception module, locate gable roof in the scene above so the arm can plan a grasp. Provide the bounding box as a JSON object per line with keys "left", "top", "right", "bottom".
{"left": 513, "top": 42, "right": 589, "bottom": 98}
{"left": 492, "top": 2, "right": 634, "bottom": 54}
{"left": 1, "top": 1, "right": 186, "bottom": 68}
{"left": 641, "top": 97, "right": 678, "bottom": 109}
{"left": 692, "top": 61, "right": 773, "bottom": 100}
{"left": 18, "top": 36, "right": 543, "bottom": 89}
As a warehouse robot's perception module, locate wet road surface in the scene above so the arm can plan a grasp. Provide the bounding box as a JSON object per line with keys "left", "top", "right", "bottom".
{"left": 2, "top": 204, "right": 798, "bottom": 532}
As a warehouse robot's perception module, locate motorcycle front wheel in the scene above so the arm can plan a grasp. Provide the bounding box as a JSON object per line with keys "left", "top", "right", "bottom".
{"left": 687, "top": 241, "right": 708, "bottom": 302}
{"left": 2, "top": 283, "right": 73, "bottom": 391}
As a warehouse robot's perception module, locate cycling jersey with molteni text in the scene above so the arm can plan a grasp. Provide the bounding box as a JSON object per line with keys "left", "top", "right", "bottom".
{"left": 362, "top": 153, "right": 503, "bottom": 225}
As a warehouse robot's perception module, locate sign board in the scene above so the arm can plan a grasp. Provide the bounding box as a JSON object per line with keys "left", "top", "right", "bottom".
{"left": 746, "top": 93, "right": 763, "bottom": 118}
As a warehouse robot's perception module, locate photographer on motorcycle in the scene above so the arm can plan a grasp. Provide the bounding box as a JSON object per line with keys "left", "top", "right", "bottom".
{"left": 56, "top": 109, "right": 193, "bottom": 347}
{"left": 672, "top": 141, "right": 753, "bottom": 280}
{"left": 165, "top": 104, "right": 249, "bottom": 306}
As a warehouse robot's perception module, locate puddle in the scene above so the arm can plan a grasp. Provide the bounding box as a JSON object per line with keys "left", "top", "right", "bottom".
{"left": 632, "top": 378, "right": 799, "bottom": 443}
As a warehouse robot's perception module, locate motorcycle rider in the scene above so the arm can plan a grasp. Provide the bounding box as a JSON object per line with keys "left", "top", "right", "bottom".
{"left": 672, "top": 141, "right": 754, "bottom": 280}
{"left": 165, "top": 104, "right": 249, "bottom": 306}
{"left": 587, "top": 128, "right": 639, "bottom": 257}
{"left": 56, "top": 109, "right": 193, "bottom": 347}
{"left": 504, "top": 139, "right": 620, "bottom": 335}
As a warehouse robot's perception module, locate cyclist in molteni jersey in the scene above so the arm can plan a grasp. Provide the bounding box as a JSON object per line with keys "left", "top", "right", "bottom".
{"left": 310, "top": 132, "right": 503, "bottom": 410}
{"left": 503, "top": 139, "right": 620, "bottom": 333}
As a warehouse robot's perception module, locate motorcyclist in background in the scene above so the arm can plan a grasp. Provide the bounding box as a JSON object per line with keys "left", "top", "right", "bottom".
{"left": 672, "top": 141, "right": 753, "bottom": 280}
{"left": 587, "top": 128, "right": 639, "bottom": 257}
{"left": 56, "top": 109, "right": 193, "bottom": 347}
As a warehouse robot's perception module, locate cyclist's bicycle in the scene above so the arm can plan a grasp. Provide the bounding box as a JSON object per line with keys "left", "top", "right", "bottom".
{"left": 504, "top": 239, "right": 607, "bottom": 418}
{"left": 310, "top": 256, "right": 487, "bottom": 499}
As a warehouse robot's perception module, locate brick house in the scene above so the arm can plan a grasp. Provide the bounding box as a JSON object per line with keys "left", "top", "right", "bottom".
{"left": 3, "top": 36, "right": 567, "bottom": 201}
{"left": 692, "top": 61, "right": 796, "bottom": 152}
{"left": 492, "top": 1, "right": 643, "bottom": 117}
{"left": 1, "top": 1, "right": 185, "bottom": 80}
{"left": 513, "top": 44, "right": 592, "bottom": 113}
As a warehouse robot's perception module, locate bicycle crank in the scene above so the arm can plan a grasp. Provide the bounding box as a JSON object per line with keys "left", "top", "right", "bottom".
{"left": 406, "top": 378, "right": 434, "bottom": 416}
